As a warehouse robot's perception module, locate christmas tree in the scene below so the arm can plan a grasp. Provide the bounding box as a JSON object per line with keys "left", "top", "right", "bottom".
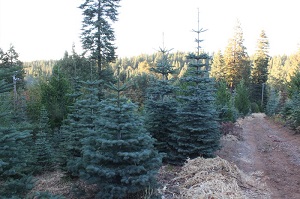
{"left": 170, "top": 10, "right": 221, "bottom": 165}
{"left": 81, "top": 68, "right": 162, "bottom": 198}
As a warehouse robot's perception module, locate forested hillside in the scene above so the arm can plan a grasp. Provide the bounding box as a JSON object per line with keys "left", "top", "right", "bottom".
{"left": 1, "top": 0, "right": 300, "bottom": 198}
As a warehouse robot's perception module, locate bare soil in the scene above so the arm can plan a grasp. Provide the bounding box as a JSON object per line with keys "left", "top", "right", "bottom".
{"left": 217, "top": 113, "right": 300, "bottom": 199}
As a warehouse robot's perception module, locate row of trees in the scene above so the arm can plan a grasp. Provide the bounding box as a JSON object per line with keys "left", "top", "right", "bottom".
{"left": 3, "top": 0, "right": 300, "bottom": 198}
{"left": 0, "top": 1, "right": 221, "bottom": 198}
{"left": 210, "top": 22, "right": 269, "bottom": 110}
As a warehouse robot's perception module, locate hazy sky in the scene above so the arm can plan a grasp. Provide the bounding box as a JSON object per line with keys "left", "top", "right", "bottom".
{"left": 0, "top": 0, "right": 300, "bottom": 61}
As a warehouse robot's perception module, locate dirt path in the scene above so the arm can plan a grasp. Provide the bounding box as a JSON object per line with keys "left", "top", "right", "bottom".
{"left": 218, "top": 113, "right": 300, "bottom": 199}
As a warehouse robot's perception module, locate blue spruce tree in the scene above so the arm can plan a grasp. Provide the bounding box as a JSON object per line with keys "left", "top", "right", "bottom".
{"left": 81, "top": 68, "right": 162, "bottom": 198}
{"left": 145, "top": 44, "right": 179, "bottom": 164}
{"left": 170, "top": 10, "right": 221, "bottom": 165}
{"left": 33, "top": 106, "right": 54, "bottom": 174}
{"left": 60, "top": 80, "right": 100, "bottom": 176}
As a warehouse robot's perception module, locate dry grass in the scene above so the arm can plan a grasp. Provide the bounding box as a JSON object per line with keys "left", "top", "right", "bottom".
{"left": 159, "top": 156, "right": 270, "bottom": 199}
{"left": 29, "top": 171, "right": 72, "bottom": 196}
{"left": 28, "top": 171, "right": 97, "bottom": 199}
{"left": 177, "top": 157, "right": 246, "bottom": 199}
{"left": 221, "top": 134, "right": 239, "bottom": 142}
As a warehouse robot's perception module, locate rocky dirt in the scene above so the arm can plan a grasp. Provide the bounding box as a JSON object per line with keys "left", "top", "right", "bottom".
{"left": 217, "top": 113, "right": 300, "bottom": 199}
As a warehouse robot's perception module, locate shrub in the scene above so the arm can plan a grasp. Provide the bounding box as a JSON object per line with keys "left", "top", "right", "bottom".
{"left": 266, "top": 88, "right": 280, "bottom": 116}
{"left": 234, "top": 80, "right": 250, "bottom": 116}
{"left": 250, "top": 102, "right": 260, "bottom": 113}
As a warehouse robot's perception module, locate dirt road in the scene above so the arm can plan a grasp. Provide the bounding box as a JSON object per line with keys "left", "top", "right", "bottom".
{"left": 218, "top": 113, "right": 300, "bottom": 199}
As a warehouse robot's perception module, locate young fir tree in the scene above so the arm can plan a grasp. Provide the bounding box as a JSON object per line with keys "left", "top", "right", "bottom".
{"left": 81, "top": 68, "right": 162, "bottom": 198}
{"left": 171, "top": 10, "right": 221, "bottom": 165}
{"left": 0, "top": 80, "right": 12, "bottom": 120}
{"left": 60, "top": 80, "right": 100, "bottom": 176}
{"left": 234, "top": 79, "right": 251, "bottom": 116}
{"left": 40, "top": 66, "right": 72, "bottom": 129}
{"left": 266, "top": 88, "right": 280, "bottom": 116}
{"left": 215, "top": 81, "right": 237, "bottom": 122}
{"left": 250, "top": 30, "right": 269, "bottom": 108}
{"left": 0, "top": 125, "right": 34, "bottom": 197}
{"left": 145, "top": 43, "right": 179, "bottom": 163}
{"left": 33, "top": 106, "right": 54, "bottom": 174}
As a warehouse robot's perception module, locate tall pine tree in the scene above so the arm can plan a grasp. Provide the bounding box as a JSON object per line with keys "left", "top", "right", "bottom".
{"left": 171, "top": 10, "right": 221, "bottom": 165}
{"left": 250, "top": 30, "right": 269, "bottom": 108}
{"left": 81, "top": 68, "right": 162, "bottom": 198}
{"left": 79, "top": 0, "right": 120, "bottom": 78}
{"left": 0, "top": 45, "right": 25, "bottom": 86}
{"left": 223, "top": 20, "right": 250, "bottom": 90}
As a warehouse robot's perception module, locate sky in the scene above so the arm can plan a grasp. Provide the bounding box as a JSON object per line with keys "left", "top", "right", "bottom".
{"left": 0, "top": 0, "right": 300, "bottom": 61}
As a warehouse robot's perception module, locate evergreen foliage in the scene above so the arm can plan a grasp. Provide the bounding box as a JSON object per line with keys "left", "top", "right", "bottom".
{"left": 267, "top": 55, "right": 288, "bottom": 91}
{"left": 223, "top": 21, "right": 251, "bottom": 90}
{"left": 33, "top": 106, "right": 54, "bottom": 174}
{"left": 79, "top": 0, "right": 120, "bottom": 76}
{"left": 250, "top": 30, "right": 269, "bottom": 108}
{"left": 145, "top": 46, "right": 179, "bottom": 163}
{"left": 80, "top": 69, "right": 162, "bottom": 198}
{"left": 0, "top": 80, "right": 12, "bottom": 120}
{"left": 210, "top": 50, "right": 225, "bottom": 81}
{"left": 234, "top": 80, "right": 250, "bottom": 116}
{"left": 23, "top": 60, "right": 56, "bottom": 80}
{"left": 56, "top": 46, "right": 97, "bottom": 82}
{"left": 287, "top": 71, "right": 300, "bottom": 97}
{"left": 171, "top": 11, "right": 221, "bottom": 165}
{"left": 282, "top": 72, "right": 300, "bottom": 128}
{"left": 125, "top": 73, "right": 153, "bottom": 108}
{"left": 288, "top": 93, "right": 300, "bottom": 128}
{"left": 30, "top": 191, "right": 65, "bottom": 199}
{"left": 60, "top": 80, "right": 100, "bottom": 176}
{"left": 215, "top": 81, "right": 237, "bottom": 122}
{"left": 266, "top": 88, "right": 280, "bottom": 116}
{"left": 40, "top": 66, "right": 72, "bottom": 129}
{"left": 110, "top": 51, "right": 188, "bottom": 80}
{"left": 0, "top": 45, "right": 25, "bottom": 86}
{"left": 0, "top": 125, "right": 33, "bottom": 197}
{"left": 0, "top": 79, "right": 12, "bottom": 93}
{"left": 1, "top": 175, "right": 35, "bottom": 198}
